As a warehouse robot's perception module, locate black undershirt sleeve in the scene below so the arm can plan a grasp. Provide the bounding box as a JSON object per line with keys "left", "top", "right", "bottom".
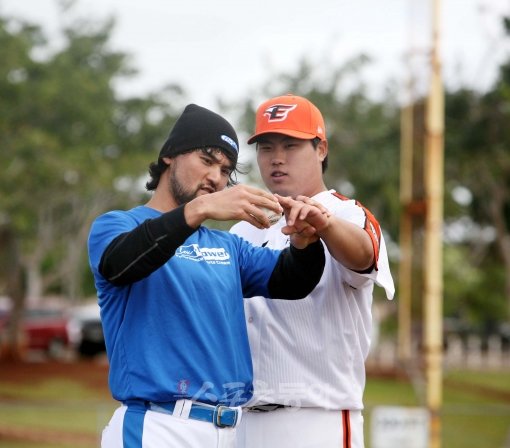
{"left": 99, "top": 205, "right": 196, "bottom": 286}
{"left": 267, "top": 239, "right": 325, "bottom": 300}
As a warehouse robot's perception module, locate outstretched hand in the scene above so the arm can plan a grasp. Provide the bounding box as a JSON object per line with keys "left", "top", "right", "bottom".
{"left": 185, "top": 184, "right": 283, "bottom": 229}
{"left": 276, "top": 194, "right": 331, "bottom": 249}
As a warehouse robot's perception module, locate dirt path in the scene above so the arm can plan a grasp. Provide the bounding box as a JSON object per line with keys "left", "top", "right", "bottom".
{"left": 0, "top": 425, "right": 98, "bottom": 446}
{"left": 0, "top": 358, "right": 110, "bottom": 391}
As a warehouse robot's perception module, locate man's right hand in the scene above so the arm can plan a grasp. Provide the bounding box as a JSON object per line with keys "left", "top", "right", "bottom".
{"left": 276, "top": 195, "right": 331, "bottom": 249}
{"left": 184, "top": 185, "right": 283, "bottom": 229}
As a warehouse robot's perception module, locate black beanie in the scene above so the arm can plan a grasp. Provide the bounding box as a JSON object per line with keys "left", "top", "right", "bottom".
{"left": 159, "top": 104, "right": 239, "bottom": 163}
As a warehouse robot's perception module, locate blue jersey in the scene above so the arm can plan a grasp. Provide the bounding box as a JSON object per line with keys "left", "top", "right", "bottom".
{"left": 88, "top": 205, "right": 280, "bottom": 406}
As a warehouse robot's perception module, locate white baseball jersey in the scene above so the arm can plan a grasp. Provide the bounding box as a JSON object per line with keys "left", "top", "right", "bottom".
{"left": 230, "top": 190, "right": 394, "bottom": 411}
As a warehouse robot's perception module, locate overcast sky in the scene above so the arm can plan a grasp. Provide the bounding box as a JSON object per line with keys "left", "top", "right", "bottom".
{"left": 1, "top": 0, "right": 509, "bottom": 112}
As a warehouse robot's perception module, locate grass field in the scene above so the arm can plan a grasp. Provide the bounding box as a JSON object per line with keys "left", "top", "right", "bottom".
{"left": 364, "top": 369, "right": 510, "bottom": 447}
{"left": 0, "top": 361, "right": 509, "bottom": 447}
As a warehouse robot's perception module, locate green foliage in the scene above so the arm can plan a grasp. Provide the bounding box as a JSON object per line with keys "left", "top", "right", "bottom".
{"left": 443, "top": 245, "right": 506, "bottom": 325}
{"left": 233, "top": 25, "right": 510, "bottom": 329}
{"left": 0, "top": 12, "right": 184, "bottom": 301}
{"left": 442, "top": 22, "right": 510, "bottom": 321}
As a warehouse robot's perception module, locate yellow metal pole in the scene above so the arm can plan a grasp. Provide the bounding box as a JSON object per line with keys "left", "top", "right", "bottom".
{"left": 424, "top": 0, "right": 444, "bottom": 446}
{"left": 398, "top": 100, "right": 413, "bottom": 363}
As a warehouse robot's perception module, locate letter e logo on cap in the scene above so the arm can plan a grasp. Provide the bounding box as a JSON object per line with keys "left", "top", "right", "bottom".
{"left": 263, "top": 104, "right": 297, "bottom": 122}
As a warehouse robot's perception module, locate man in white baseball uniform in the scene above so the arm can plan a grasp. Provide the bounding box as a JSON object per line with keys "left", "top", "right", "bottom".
{"left": 231, "top": 94, "right": 395, "bottom": 448}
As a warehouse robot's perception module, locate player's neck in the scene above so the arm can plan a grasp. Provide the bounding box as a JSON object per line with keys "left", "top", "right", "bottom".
{"left": 302, "top": 180, "right": 328, "bottom": 198}
{"left": 146, "top": 188, "right": 179, "bottom": 213}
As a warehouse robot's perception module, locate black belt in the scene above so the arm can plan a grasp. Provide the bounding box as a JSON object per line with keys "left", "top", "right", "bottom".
{"left": 246, "top": 403, "right": 289, "bottom": 412}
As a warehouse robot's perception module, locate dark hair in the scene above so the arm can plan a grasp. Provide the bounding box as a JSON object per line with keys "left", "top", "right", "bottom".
{"left": 145, "top": 147, "right": 243, "bottom": 191}
{"left": 311, "top": 137, "right": 328, "bottom": 173}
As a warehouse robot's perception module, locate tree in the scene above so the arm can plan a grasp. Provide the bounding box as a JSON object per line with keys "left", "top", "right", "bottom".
{"left": 0, "top": 11, "right": 185, "bottom": 357}
{"left": 443, "top": 18, "right": 510, "bottom": 319}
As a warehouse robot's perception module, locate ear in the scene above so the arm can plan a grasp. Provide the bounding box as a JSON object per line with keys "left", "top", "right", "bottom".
{"left": 317, "top": 140, "right": 328, "bottom": 162}
{"left": 161, "top": 157, "right": 172, "bottom": 166}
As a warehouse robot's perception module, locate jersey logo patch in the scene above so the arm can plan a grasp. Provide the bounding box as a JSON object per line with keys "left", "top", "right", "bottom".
{"left": 177, "top": 379, "right": 190, "bottom": 395}
{"left": 176, "top": 244, "right": 231, "bottom": 265}
{"left": 263, "top": 104, "right": 297, "bottom": 122}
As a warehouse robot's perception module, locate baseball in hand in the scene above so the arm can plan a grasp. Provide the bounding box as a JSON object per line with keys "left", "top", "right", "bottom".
{"left": 259, "top": 207, "right": 282, "bottom": 226}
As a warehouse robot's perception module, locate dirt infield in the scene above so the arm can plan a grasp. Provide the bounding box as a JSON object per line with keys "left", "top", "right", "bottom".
{"left": 0, "top": 358, "right": 110, "bottom": 391}
{"left": 0, "top": 425, "right": 98, "bottom": 446}
{"left": 0, "top": 358, "right": 110, "bottom": 393}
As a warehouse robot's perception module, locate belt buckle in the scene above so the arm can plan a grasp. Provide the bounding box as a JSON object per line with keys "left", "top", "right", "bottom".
{"left": 213, "top": 405, "right": 236, "bottom": 428}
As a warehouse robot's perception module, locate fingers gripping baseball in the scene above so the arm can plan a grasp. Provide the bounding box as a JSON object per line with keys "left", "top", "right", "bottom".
{"left": 192, "top": 185, "right": 282, "bottom": 228}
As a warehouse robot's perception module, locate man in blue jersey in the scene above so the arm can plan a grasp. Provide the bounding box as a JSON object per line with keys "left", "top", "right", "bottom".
{"left": 88, "top": 103, "right": 329, "bottom": 448}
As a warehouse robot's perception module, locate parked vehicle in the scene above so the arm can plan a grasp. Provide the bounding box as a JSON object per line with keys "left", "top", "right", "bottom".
{"left": 67, "top": 303, "right": 106, "bottom": 358}
{"left": 0, "top": 307, "right": 71, "bottom": 358}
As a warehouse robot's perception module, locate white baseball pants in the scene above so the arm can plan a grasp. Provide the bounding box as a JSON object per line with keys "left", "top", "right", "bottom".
{"left": 236, "top": 407, "right": 364, "bottom": 448}
{"left": 102, "top": 401, "right": 241, "bottom": 448}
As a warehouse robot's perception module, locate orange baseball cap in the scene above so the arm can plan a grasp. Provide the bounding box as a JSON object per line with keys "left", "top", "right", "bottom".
{"left": 247, "top": 94, "right": 326, "bottom": 144}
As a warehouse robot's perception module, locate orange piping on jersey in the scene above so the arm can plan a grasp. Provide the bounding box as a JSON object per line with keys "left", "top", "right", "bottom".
{"left": 342, "top": 409, "right": 351, "bottom": 448}
{"left": 332, "top": 192, "right": 381, "bottom": 270}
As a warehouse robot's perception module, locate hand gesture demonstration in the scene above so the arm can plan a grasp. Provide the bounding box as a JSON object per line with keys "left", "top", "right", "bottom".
{"left": 185, "top": 184, "right": 283, "bottom": 229}
{"left": 276, "top": 195, "right": 331, "bottom": 249}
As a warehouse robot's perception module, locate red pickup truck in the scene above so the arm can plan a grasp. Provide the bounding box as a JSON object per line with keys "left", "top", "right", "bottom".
{"left": 0, "top": 307, "right": 71, "bottom": 358}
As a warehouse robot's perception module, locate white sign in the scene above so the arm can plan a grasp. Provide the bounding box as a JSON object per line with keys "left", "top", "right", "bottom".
{"left": 371, "top": 406, "right": 429, "bottom": 448}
